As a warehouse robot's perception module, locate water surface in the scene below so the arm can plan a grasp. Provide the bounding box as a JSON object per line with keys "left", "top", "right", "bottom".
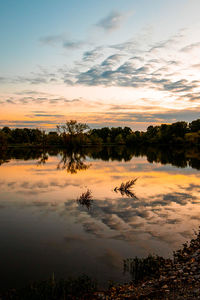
{"left": 0, "top": 146, "right": 200, "bottom": 289}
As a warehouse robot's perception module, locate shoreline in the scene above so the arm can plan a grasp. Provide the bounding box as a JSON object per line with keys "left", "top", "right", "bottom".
{"left": 98, "top": 229, "right": 200, "bottom": 299}
{"left": 1, "top": 230, "right": 200, "bottom": 299}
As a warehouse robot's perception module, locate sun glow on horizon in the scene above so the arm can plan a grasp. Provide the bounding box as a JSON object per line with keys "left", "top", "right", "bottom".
{"left": 1, "top": 1, "right": 200, "bottom": 129}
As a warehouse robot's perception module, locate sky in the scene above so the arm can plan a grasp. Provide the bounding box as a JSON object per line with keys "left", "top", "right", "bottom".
{"left": 0, "top": 0, "right": 200, "bottom": 130}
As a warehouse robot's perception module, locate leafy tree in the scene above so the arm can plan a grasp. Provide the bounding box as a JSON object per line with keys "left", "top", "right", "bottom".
{"left": 123, "top": 127, "right": 132, "bottom": 137}
{"left": 2, "top": 127, "right": 12, "bottom": 135}
{"left": 146, "top": 125, "right": 160, "bottom": 142}
{"left": 46, "top": 131, "right": 61, "bottom": 145}
{"left": 57, "top": 120, "right": 89, "bottom": 137}
{"left": 57, "top": 120, "right": 90, "bottom": 145}
{"left": 115, "top": 134, "right": 125, "bottom": 144}
{"left": 170, "top": 121, "right": 188, "bottom": 138}
{"left": 185, "top": 132, "right": 200, "bottom": 145}
{"left": 0, "top": 130, "right": 7, "bottom": 147}
{"left": 126, "top": 132, "right": 137, "bottom": 145}
{"left": 89, "top": 134, "right": 103, "bottom": 145}
{"left": 189, "top": 119, "right": 200, "bottom": 132}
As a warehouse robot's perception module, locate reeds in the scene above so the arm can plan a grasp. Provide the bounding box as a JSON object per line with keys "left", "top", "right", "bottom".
{"left": 123, "top": 255, "right": 167, "bottom": 282}
{"left": 114, "top": 178, "right": 138, "bottom": 198}
{"left": 77, "top": 189, "right": 93, "bottom": 209}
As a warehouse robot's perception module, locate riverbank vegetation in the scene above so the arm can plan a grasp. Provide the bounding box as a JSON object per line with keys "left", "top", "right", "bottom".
{"left": 1, "top": 119, "right": 200, "bottom": 148}
{"left": 1, "top": 229, "right": 200, "bottom": 299}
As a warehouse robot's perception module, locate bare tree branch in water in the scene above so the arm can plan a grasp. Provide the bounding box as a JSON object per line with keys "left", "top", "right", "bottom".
{"left": 77, "top": 189, "right": 93, "bottom": 210}
{"left": 114, "top": 178, "right": 138, "bottom": 199}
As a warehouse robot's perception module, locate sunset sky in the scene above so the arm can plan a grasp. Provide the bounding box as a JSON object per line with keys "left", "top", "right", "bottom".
{"left": 1, "top": 0, "right": 200, "bottom": 130}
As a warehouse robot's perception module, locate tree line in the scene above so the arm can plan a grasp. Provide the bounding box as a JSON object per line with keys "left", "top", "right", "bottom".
{"left": 0, "top": 119, "right": 200, "bottom": 148}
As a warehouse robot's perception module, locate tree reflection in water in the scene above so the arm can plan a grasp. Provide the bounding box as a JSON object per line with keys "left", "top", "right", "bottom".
{"left": 1, "top": 145, "right": 200, "bottom": 171}
{"left": 0, "top": 151, "right": 9, "bottom": 165}
{"left": 57, "top": 150, "right": 90, "bottom": 174}
{"left": 37, "top": 152, "right": 49, "bottom": 165}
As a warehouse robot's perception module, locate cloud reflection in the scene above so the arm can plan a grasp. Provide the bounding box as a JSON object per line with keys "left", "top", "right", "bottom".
{"left": 1, "top": 149, "right": 200, "bottom": 255}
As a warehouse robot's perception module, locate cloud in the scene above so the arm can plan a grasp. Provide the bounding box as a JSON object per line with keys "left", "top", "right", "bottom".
{"left": 40, "top": 33, "right": 86, "bottom": 51}
{"left": 82, "top": 47, "right": 104, "bottom": 62}
{"left": 58, "top": 185, "right": 199, "bottom": 249}
{"left": 108, "top": 108, "right": 200, "bottom": 123}
{"left": 161, "top": 192, "right": 197, "bottom": 206}
{"left": 5, "top": 99, "right": 15, "bottom": 104}
{"left": 110, "top": 40, "right": 139, "bottom": 52}
{"left": 161, "top": 79, "right": 198, "bottom": 93}
{"left": 82, "top": 221, "right": 104, "bottom": 238}
{"left": 96, "top": 11, "right": 127, "bottom": 32}
{"left": 0, "top": 93, "right": 81, "bottom": 106}
{"left": 2, "top": 152, "right": 200, "bottom": 252}
{"left": 2, "top": 178, "right": 81, "bottom": 196}
{"left": 181, "top": 42, "right": 200, "bottom": 52}
{"left": 178, "top": 92, "right": 200, "bottom": 102}
{"left": 2, "top": 29, "right": 200, "bottom": 131}
{"left": 15, "top": 90, "right": 49, "bottom": 96}
{"left": 16, "top": 76, "right": 48, "bottom": 85}
{"left": 63, "top": 40, "right": 85, "bottom": 50}
{"left": 101, "top": 54, "right": 124, "bottom": 67}
{"left": 0, "top": 119, "right": 60, "bottom": 129}
{"left": 4, "top": 29, "right": 200, "bottom": 109}
{"left": 109, "top": 104, "right": 158, "bottom": 111}
{"left": 0, "top": 76, "right": 7, "bottom": 83}
{"left": 40, "top": 10, "right": 131, "bottom": 56}
{"left": 1, "top": 106, "right": 200, "bottom": 130}
{"left": 39, "top": 34, "right": 65, "bottom": 46}
{"left": 42, "top": 29, "right": 194, "bottom": 111}
{"left": 27, "top": 113, "right": 65, "bottom": 118}
{"left": 75, "top": 52, "right": 200, "bottom": 95}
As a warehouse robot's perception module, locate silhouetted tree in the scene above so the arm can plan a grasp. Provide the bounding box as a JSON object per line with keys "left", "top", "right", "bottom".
{"left": 189, "top": 119, "right": 200, "bottom": 132}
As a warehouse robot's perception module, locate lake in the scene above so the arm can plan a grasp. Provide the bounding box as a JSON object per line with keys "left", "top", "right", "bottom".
{"left": 0, "top": 146, "right": 200, "bottom": 290}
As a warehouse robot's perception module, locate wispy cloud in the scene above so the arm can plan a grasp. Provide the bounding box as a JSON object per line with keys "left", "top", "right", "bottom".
{"left": 39, "top": 34, "right": 65, "bottom": 46}
{"left": 40, "top": 34, "right": 86, "bottom": 50}
{"left": 0, "top": 94, "right": 81, "bottom": 106}
{"left": 2, "top": 27, "right": 200, "bottom": 129}
{"left": 63, "top": 40, "right": 86, "bottom": 50}
{"left": 82, "top": 47, "right": 104, "bottom": 62}
{"left": 181, "top": 42, "right": 200, "bottom": 52}
{"left": 96, "top": 11, "right": 130, "bottom": 32}
{"left": 0, "top": 76, "right": 7, "bottom": 83}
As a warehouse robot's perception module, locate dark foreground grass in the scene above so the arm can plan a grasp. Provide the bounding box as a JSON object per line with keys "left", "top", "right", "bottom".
{"left": 0, "top": 274, "right": 97, "bottom": 300}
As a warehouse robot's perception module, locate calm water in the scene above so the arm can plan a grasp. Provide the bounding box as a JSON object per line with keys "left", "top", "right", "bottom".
{"left": 0, "top": 146, "right": 200, "bottom": 289}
